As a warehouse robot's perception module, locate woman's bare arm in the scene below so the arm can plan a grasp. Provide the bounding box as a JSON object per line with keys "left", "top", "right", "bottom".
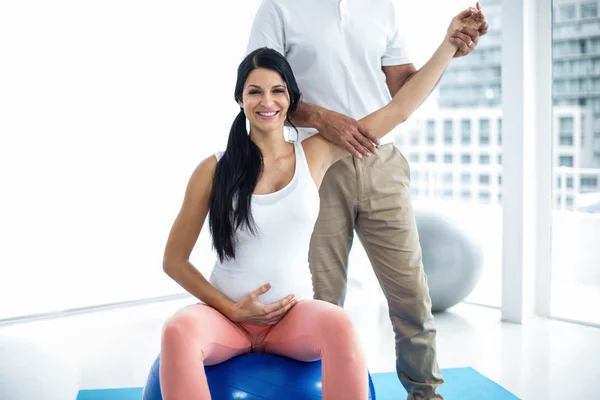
{"left": 162, "top": 156, "right": 239, "bottom": 318}
{"left": 302, "top": 38, "right": 457, "bottom": 185}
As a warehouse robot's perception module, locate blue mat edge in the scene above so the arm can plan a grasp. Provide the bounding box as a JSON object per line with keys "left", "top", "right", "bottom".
{"left": 370, "top": 367, "right": 519, "bottom": 399}
{"left": 77, "top": 367, "right": 519, "bottom": 399}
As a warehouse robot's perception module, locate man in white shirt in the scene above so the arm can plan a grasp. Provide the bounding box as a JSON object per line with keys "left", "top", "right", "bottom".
{"left": 246, "top": 1, "right": 487, "bottom": 398}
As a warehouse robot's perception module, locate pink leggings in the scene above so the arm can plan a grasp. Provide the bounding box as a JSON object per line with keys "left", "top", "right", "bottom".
{"left": 159, "top": 299, "right": 368, "bottom": 400}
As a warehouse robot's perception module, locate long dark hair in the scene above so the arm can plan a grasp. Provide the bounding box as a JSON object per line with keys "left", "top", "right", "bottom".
{"left": 208, "top": 47, "right": 302, "bottom": 262}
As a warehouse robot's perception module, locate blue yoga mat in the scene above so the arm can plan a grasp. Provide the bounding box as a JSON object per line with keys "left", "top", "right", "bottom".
{"left": 372, "top": 367, "right": 519, "bottom": 400}
{"left": 77, "top": 367, "right": 519, "bottom": 400}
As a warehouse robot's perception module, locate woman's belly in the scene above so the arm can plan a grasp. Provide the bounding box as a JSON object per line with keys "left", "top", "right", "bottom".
{"left": 209, "top": 261, "right": 314, "bottom": 305}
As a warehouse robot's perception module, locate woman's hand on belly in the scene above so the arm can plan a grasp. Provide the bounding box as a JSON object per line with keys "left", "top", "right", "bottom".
{"left": 229, "top": 283, "right": 297, "bottom": 326}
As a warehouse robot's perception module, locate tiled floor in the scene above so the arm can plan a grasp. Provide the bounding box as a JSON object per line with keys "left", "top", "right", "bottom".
{"left": 0, "top": 296, "right": 598, "bottom": 400}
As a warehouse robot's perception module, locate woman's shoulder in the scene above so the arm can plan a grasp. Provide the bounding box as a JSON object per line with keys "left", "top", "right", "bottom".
{"left": 198, "top": 153, "right": 219, "bottom": 172}
{"left": 300, "top": 133, "right": 330, "bottom": 161}
{"left": 188, "top": 154, "right": 219, "bottom": 190}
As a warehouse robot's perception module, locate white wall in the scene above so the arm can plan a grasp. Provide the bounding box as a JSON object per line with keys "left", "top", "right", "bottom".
{"left": 0, "top": 1, "right": 261, "bottom": 318}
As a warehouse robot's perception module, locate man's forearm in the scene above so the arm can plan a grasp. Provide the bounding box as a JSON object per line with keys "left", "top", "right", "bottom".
{"left": 289, "top": 101, "right": 328, "bottom": 130}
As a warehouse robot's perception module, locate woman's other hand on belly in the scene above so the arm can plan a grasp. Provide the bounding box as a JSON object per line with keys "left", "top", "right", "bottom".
{"left": 229, "top": 283, "right": 298, "bottom": 325}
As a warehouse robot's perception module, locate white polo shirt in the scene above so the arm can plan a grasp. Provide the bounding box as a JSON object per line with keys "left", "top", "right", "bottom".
{"left": 246, "top": 0, "right": 412, "bottom": 145}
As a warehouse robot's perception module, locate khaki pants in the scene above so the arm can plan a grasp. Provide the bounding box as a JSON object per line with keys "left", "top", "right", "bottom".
{"left": 308, "top": 143, "right": 444, "bottom": 400}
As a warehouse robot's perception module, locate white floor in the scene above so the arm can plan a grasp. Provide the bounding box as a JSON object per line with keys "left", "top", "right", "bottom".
{"left": 0, "top": 296, "right": 599, "bottom": 400}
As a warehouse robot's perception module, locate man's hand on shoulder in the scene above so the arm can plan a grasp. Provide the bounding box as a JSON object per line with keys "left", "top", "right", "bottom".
{"left": 316, "top": 109, "right": 380, "bottom": 158}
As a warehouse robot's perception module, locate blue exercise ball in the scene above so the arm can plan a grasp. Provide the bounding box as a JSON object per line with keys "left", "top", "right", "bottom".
{"left": 143, "top": 353, "right": 376, "bottom": 400}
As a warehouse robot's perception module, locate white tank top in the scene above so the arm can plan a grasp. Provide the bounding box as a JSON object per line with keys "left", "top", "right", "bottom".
{"left": 209, "top": 140, "right": 319, "bottom": 304}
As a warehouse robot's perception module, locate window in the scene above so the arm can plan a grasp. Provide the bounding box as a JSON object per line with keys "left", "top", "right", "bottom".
{"left": 552, "top": 5, "right": 600, "bottom": 325}
{"left": 444, "top": 120, "right": 453, "bottom": 144}
{"left": 498, "top": 118, "right": 502, "bottom": 144}
{"left": 410, "top": 153, "right": 420, "bottom": 162}
{"left": 4, "top": 0, "right": 531, "bottom": 321}
{"left": 479, "top": 174, "right": 490, "bottom": 184}
{"left": 479, "top": 119, "right": 490, "bottom": 145}
{"left": 581, "top": 176, "right": 598, "bottom": 187}
{"left": 581, "top": 2, "right": 598, "bottom": 18}
{"left": 498, "top": 154, "right": 503, "bottom": 164}
{"left": 410, "top": 132, "right": 419, "bottom": 145}
{"left": 394, "top": 135, "right": 404, "bottom": 147}
{"left": 580, "top": 39, "right": 588, "bottom": 54}
{"left": 461, "top": 119, "right": 471, "bottom": 144}
{"left": 498, "top": 175, "right": 503, "bottom": 185}
{"left": 594, "top": 116, "right": 600, "bottom": 138}
{"left": 479, "top": 191, "right": 491, "bottom": 203}
{"left": 401, "top": 5, "right": 504, "bottom": 309}
{"left": 559, "top": 116, "right": 574, "bottom": 146}
{"left": 0, "top": 0, "right": 265, "bottom": 320}
{"left": 559, "top": 4, "right": 576, "bottom": 21}
{"left": 427, "top": 120, "right": 436, "bottom": 144}
{"left": 559, "top": 156, "right": 574, "bottom": 167}
{"left": 427, "top": 153, "right": 436, "bottom": 162}
{"left": 479, "top": 154, "right": 491, "bottom": 164}
{"left": 560, "top": 135, "right": 574, "bottom": 145}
